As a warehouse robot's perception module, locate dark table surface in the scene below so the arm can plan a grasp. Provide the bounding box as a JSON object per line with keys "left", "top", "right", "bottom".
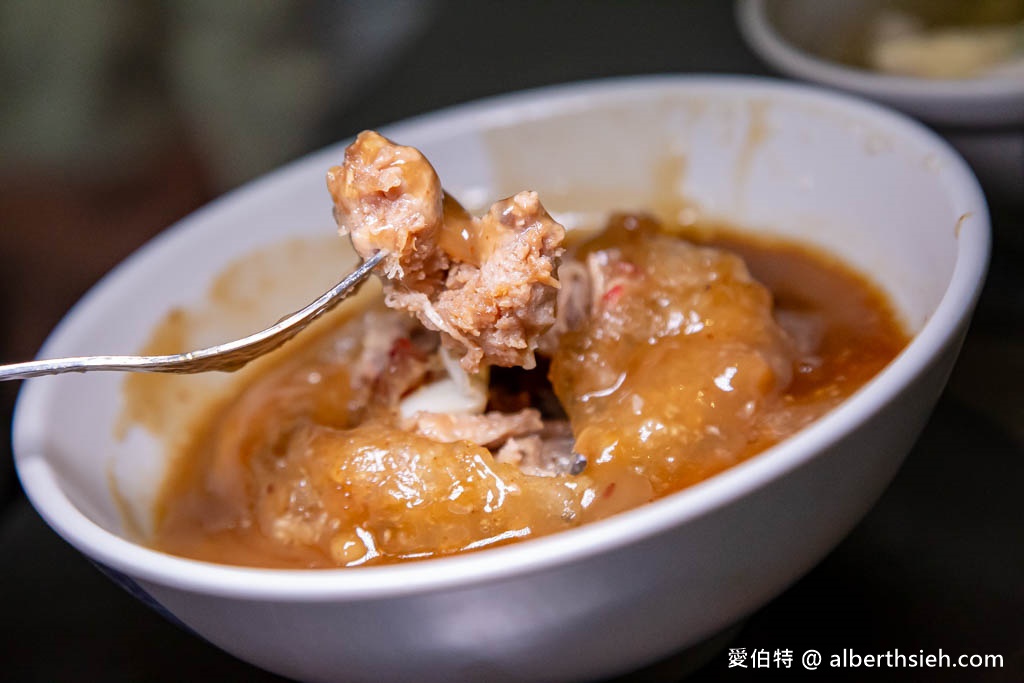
{"left": 2, "top": 2, "right": 1021, "bottom": 681}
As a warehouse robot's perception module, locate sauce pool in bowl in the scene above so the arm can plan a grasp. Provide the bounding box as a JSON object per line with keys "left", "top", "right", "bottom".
{"left": 150, "top": 212, "right": 907, "bottom": 569}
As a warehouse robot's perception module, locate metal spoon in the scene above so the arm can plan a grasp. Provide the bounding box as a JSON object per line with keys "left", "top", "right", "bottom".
{"left": 0, "top": 251, "right": 385, "bottom": 381}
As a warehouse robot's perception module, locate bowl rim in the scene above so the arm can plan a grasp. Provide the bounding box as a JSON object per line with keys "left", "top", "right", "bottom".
{"left": 13, "top": 74, "right": 990, "bottom": 602}
{"left": 736, "top": 0, "right": 1024, "bottom": 103}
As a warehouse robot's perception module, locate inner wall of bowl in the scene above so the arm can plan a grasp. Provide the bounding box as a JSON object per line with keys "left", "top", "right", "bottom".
{"left": 455, "top": 88, "right": 959, "bottom": 328}
{"left": 33, "top": 82, "right": 965, "bottom": 540}
{"left": 31, "top": 171, "right": 349, "bottom": 537}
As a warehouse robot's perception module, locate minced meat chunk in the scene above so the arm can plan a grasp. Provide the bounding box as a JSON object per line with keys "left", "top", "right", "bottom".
{"left": 326, "top": 130, "right": 447, "bottom": 286}
{"left": 327, "top": 131, "right": 564, "bottom": 373}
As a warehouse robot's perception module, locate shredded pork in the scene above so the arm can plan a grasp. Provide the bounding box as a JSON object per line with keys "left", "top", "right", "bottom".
{"left": 404, "top": 408, "right": 543, "bottom": 448}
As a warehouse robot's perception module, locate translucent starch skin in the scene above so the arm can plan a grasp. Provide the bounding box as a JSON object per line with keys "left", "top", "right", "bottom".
{"left": 151, "top": 215, "right": 907, "bottom": 569}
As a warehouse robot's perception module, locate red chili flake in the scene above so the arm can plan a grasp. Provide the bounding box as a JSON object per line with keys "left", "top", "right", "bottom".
{"left": 602, "top": 284, "right": 624, "bottom": 306}
{"left": 602, "top": 482, "right": 616, "bottom": 498}
{"left": 389, "top": 337, "right": 426, "bottom": 361}
{"left": 389, "top": 337, "right": 413, "bottom": 358}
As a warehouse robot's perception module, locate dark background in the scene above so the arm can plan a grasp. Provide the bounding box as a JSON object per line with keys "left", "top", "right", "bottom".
{"left": 1, "top": 2, "right": 1021, "bottom": 681}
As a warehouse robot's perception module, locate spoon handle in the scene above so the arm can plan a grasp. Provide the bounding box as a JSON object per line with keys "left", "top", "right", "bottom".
{"left": 0, "top": 251, "right": 384, "bottom": 381}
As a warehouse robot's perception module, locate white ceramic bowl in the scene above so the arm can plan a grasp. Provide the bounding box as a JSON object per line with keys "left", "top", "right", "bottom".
{"left": 14, "top": 76, "right": 989, "bottom": 683}
{"left": 737, "top": 0, "right": 1024, "bottom": 202}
